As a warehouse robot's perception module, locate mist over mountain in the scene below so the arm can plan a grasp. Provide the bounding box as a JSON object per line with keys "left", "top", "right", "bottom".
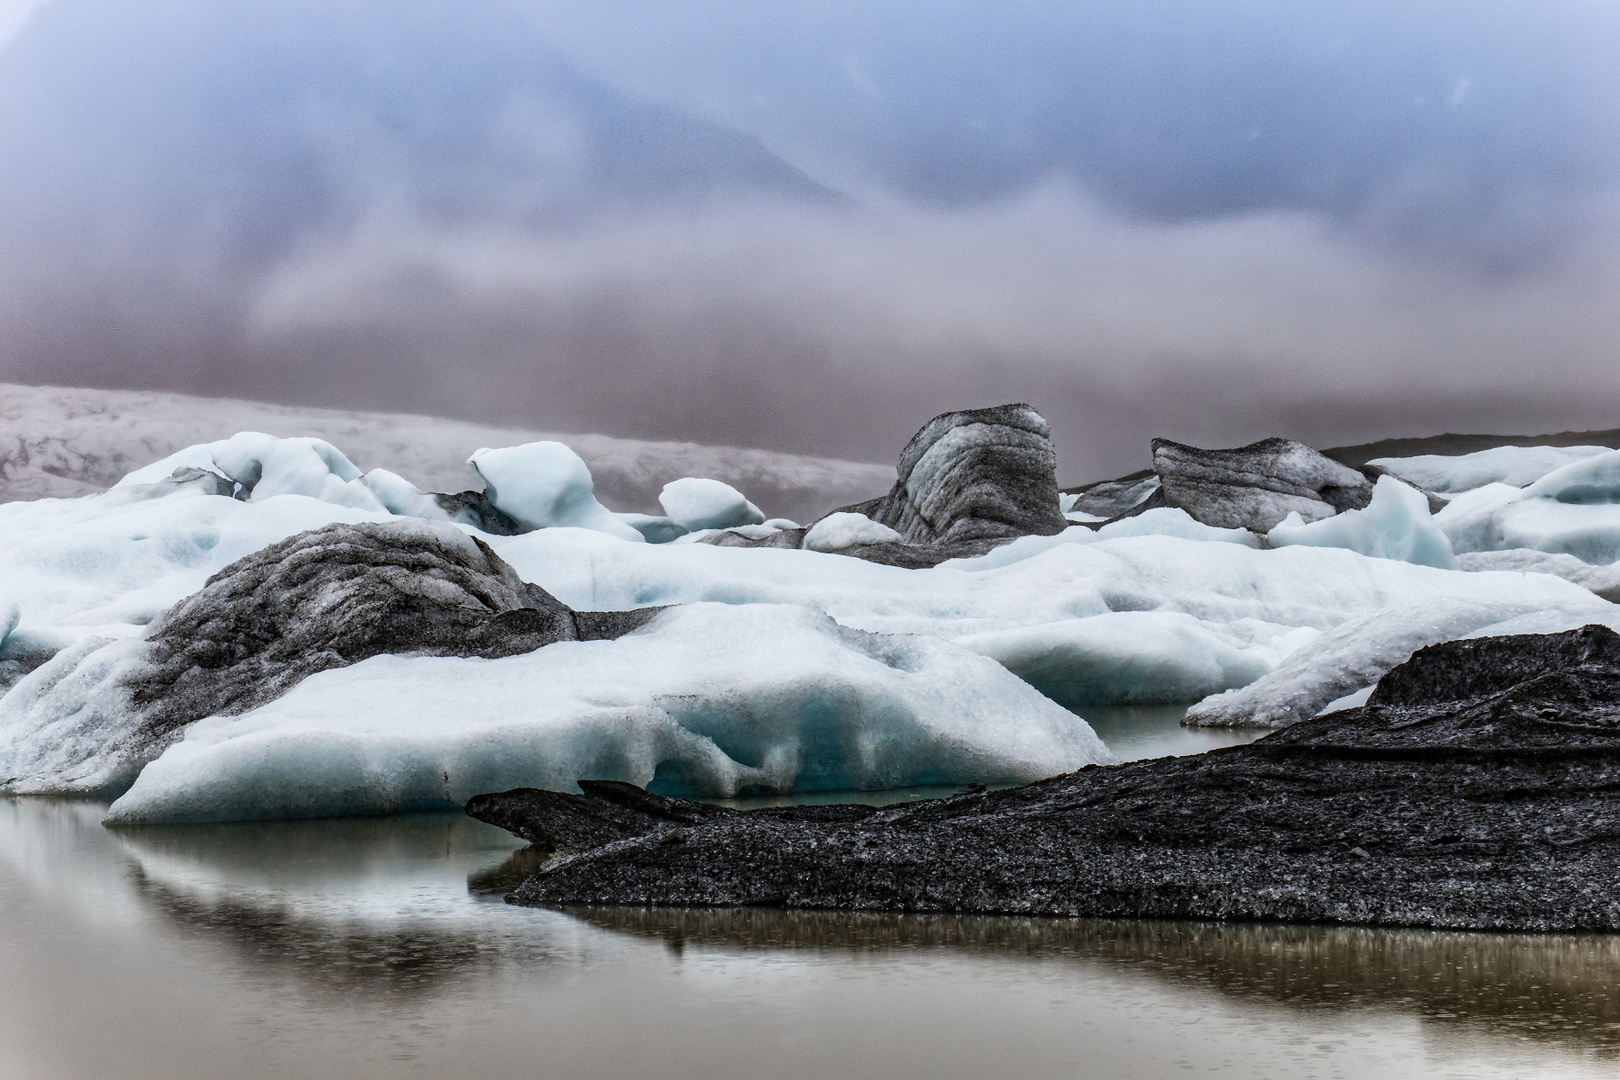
{"left": 1, "top": 0, "right": 1618, "bottom": 479}
{"left": 533, "top": 0, "right": 1620, "bottom": 262}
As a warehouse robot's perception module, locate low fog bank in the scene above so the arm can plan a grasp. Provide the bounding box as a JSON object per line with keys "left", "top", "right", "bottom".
{"left": 7, "top": 188, "right": 1620, "bottom": 481}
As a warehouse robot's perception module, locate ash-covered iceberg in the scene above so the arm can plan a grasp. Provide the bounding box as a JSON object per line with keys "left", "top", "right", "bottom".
{"left": 98, "top": 602, "right": 1108, "bottom": 824}
{"left": 1152, "top": 436, "right": 1374, "bottom": 532}
{"left": 0, "top": 520, "right": 661, "bottom": 796}
{"left": 862, "top": 403, "right": 1070, "bottom": 547}
{"left": 1183, "top": 590, "right": 1618, "bottom": 729}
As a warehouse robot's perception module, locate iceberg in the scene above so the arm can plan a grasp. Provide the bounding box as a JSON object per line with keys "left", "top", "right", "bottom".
{"left": 862, "top": 404, "right": 1069, "bottom": 546}
{"left": 1152, "top": 436, "right": 1372, "bottom": 532}
{"left": 98, "top": 603, "right": 1111, "bottom": 823}
{"left": 1370, "top": 445, "right": 1612, "bottom": 493}
{"left": 468, "top": 441, "right": 644, "bottom": 541}
{"left": 657, "top": 477, "right": 765, "bottom": 532}
{"left": 802, "top": 512, "right": 904, "bottom": 552}
{"left": 956, "top": 611, "right": 1271, "bottom": 706}
{"left": 1437, "top": 450, "right": 1620, "bottom": 563}
{"left": 359, "top": 467, "right": 451, "bottom": 520}
{"left": 118, "top": 431, "right": 389, "bottom": 512}
{"left": 1267, "top": 475, "right": 1456, "bottom": 569}
{"left": 1183, "top": 592, "right": 1617, "bottom": 728}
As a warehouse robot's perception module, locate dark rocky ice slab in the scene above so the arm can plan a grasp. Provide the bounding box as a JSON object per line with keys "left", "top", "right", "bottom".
{"left": 1151, "top": 436, "right": 1376, "bottom": 532}
{"left": 761, "top": 403, "right": 1071, "bottom": 566}
{"left": 92, "top": 521, "right": 660, "bottom": 776}
{"left": 482, "top": 624, "right": 1620, "bottom": 932}
{"left": 865, "top": 403, "right": 1070, "bottom": 546}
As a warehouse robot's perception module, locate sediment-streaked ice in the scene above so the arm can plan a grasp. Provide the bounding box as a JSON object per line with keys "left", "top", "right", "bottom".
{"left": 100, "top": 603, "right": 1110, "bottom": 823}
{"left": 6, "top": 432, "right": 1620, "bottom": 820}
{"left": 1184, "top": 592, "right": 1617, "bottom": 728}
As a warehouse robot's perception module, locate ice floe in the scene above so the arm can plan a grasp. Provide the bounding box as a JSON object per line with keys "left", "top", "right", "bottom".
{"left": 1371, "top": 445, "right": 1612, "bottom": 494}
{"left": 658, "top": 477, "right": 765, "bottom": 532}
{"left": 1438, "top": 450, "right": 1620, "bottom": 564}
{"left": 98, "top": 603, "right": 1109, "bottom": 823}
{"left": 1268, "top": 475, "right": 1455, "bottom": 569}
{"left": 5, "top": 422, "right": 1620, "bottom": 819}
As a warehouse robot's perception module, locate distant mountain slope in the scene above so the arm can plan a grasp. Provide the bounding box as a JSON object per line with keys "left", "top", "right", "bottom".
{"left": 0, "top": 0, "right": 835, "bottom": 262}
{"left": 0, "top": 384, "right": 893, "bottom": 523}
{"left": 1324, "top": 431, "right": 1620, "bottom": 469}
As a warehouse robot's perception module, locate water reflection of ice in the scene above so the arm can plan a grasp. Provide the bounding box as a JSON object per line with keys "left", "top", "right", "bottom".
{"left": 3, "top": 795, "right": 1618, "bottom": 1080}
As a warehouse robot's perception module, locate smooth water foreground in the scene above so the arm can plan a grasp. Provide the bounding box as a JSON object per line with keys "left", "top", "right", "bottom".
{"left": 3, "top": 719, "right": 1617, "bottom": 1080}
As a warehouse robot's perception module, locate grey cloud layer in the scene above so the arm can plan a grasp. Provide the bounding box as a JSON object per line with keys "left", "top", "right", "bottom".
{"left": 1, "top": 0, "right": 1618, "bottom": 478}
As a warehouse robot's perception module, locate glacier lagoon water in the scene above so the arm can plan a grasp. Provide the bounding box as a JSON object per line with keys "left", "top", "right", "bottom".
{"left": 2, "top": 719, "right": 1616, "bottom": 1080}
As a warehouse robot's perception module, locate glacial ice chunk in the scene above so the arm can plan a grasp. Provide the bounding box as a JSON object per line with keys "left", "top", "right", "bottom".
{"left": 116, "top": 432, "right": 389, "bottom": 512}
{"left": 468, "top": 442, "right": 644, "bottom": 542}
{"left": 617, "top": 513, "right": 689, "bottom": 544}
{"left": 0, "top": 598, "right": 17, "bottom": 649}
{"left": 1523, "top": 449, "right": 1620, "bottom": 504}
{"left": 1370, "top": 445, "right": 1612, "bottom": 494}
{"left": 1184, "top": 591, "right": 1617, "bottom": 728}
{"left": 803, "top": 512, "right": 905, "bottom": 552}
{"left": 99, "top": 603, "right": 1112, "bottom": 823}
{"left": 360, "top": 468, "right": 449, "bottom": 520}
{"left": 1268, "top": 475, "right": 1455, "bottom": 569}
{"left": 1437, "top": 457, "right": 1620, "bottom": 564}
{"left": 658, "top": 477, "right": 766, "bottom": 532}
{"left": 956, "top": 611, "right": 1272, "bottom": 706}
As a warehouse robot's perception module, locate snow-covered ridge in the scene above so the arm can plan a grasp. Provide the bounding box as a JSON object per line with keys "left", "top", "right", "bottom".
{"left": 0, "top": 382, "right": 893, "bottom": 523}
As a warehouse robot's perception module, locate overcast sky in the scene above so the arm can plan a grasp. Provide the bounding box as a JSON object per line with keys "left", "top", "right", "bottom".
{"left": 2, "top": 0, "right": 1618, "bottom": 478}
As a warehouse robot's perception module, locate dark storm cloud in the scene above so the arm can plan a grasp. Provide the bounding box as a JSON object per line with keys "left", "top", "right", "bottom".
{"left": 1, "top": 0, "right": 1619, "bottom": 480}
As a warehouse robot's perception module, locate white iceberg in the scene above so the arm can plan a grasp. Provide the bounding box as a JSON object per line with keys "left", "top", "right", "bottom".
{"left": 658, "top": 477, "right": 766, "bottom": 532}
{"left": 1184, "top": 592, "right": 1617, "bottom": 728}
{"left": 956, "top": 611, "right": 1272, "bottom": 706}
{"left": 119, "top": 431, "right": 389, "bottom": 512}
{"left": 1456, "top": 548, "right": 1620, "bottom": 601}
{"left": 1370, "top": 444, "right": 1612, "bottom": 494}
{"left": 95, "top": 603, "right": 1111, "bottom": 823}
{"left": 468, "top": 441, "right": 644, "bottom": 542}
{"left": 1438, "top": 450, "right": 1620, "bottom": 563}
{"left": 802, "top": 512, "right": 904, "bottom": 551}
{"left": 1268, "top": 476, "right": 1455, "bottom": 569}
{"left": 359, "top": 467, "right": 450, "bottom": 520}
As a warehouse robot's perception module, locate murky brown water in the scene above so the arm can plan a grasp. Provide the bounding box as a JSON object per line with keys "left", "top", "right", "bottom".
{"left": 3, "top": 794, "right": 1617, "bottom": 1080}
